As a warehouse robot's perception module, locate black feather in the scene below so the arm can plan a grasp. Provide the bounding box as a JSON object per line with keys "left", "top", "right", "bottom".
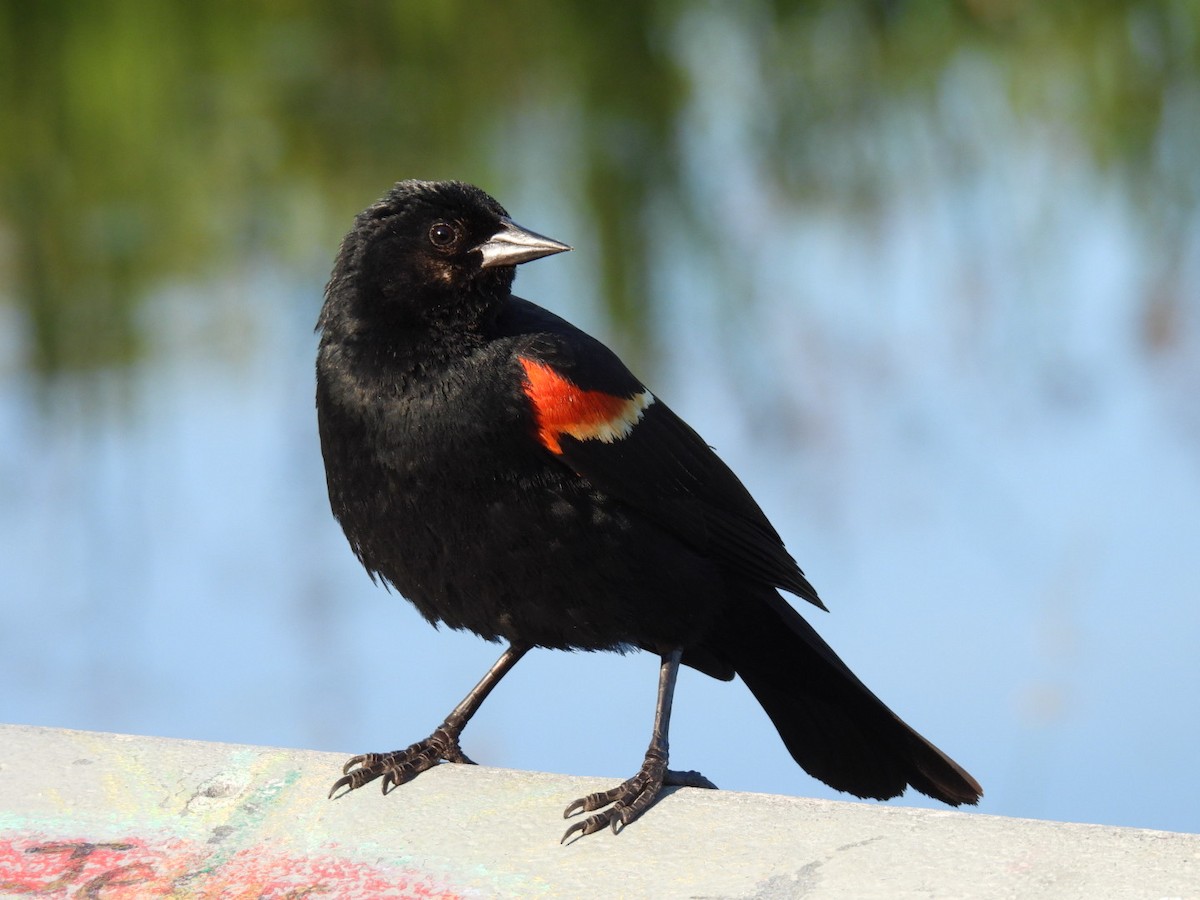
{"left": 315, "top": 180, "right": 981, "bottom": 832}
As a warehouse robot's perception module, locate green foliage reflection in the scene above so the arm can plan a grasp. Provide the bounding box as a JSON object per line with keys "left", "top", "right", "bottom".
{"left": 0, "top": 0, "right": 1195, "bottom": 377}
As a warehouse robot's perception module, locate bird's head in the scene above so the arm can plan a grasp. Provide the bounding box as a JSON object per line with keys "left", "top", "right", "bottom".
{"left": 321, "top": 180, "right": 570, "bottom": 335}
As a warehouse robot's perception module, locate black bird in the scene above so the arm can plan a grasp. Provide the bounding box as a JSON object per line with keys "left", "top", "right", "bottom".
{"left": 316, "top": 180, "right": 981, "bottom": 841}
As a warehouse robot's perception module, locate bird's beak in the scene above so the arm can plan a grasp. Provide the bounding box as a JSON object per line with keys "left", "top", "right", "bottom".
{"left": 476, "top": 217, "right": 572, "bottom": 269}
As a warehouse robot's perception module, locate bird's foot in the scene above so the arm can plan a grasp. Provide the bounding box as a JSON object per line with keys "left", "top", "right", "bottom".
{"left": 328, "top": 724, "right": 474, "bottom": 798}
{"left": 560, "top": 751, "right": 717, "bottom": 842}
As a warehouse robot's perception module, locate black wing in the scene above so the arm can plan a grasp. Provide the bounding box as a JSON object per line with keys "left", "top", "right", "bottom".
{"left": 498, "top": 298, "right": 823, "bottom": 609}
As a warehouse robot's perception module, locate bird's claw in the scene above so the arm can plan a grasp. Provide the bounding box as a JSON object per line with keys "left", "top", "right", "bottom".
{"left": 561, "top": 752, "right": 714, "bottom": 842}
{"left": 561, "top": 804, "right": 635, "bottom": 842}
{"left": 327, "top": 725, "right": 473, "bottom": 799}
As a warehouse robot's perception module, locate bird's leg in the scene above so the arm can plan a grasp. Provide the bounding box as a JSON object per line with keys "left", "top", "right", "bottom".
{"left": 561, "top": 648, "right": 716, "bottom": 842}
{"left": 329, "top": 643, "right": 528, "bottom": 798}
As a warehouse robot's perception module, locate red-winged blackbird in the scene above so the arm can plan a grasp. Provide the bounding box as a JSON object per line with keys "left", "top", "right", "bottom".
{"left": 316, "top": 180, "right": 982, "bottom": 841}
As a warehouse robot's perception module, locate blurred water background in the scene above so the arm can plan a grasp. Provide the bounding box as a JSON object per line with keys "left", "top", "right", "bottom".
{"left": 2, "top": 2, "right": 1198, "bottom": 834}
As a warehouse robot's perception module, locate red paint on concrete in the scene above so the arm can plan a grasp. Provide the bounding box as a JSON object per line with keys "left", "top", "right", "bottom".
{"left": 0, "top": 832, "right": 464, "bottom": 899}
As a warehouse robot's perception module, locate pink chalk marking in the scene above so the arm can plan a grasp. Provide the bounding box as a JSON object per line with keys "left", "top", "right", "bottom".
{"left": 0, "top": 832, "right": 465, "bottom": 898}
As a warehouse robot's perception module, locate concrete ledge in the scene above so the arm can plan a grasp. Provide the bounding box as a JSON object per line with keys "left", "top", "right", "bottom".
{"left": 0, "top": 724, "right": 1196, "bottom": 898}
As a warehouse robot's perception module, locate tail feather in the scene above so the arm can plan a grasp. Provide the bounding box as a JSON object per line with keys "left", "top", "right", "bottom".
{"left": 714, "top": 589, "right": 982, "bottom": 806}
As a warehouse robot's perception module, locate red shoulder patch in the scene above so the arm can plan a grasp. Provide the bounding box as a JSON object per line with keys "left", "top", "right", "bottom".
{"left": 518, "top": 357, "right": 655, "bottom": 455}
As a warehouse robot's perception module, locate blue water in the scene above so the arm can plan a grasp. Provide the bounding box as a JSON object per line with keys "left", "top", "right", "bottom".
{"left": 2, "top": 141, "right": 1198, "bottom": 835}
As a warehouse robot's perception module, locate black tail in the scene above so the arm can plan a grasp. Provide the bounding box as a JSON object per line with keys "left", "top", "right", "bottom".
{"left": 713, "top": 588, "right": 982, "bottom": 806}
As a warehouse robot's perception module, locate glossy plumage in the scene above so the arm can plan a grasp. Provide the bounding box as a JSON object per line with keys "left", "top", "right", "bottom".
{"left": 316, "top": 180, "right": 981, "bottom": 839}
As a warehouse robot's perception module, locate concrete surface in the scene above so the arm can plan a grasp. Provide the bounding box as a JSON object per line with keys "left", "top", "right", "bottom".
{"left": 0, "top": 724, "right": 1195, "bottom": 898}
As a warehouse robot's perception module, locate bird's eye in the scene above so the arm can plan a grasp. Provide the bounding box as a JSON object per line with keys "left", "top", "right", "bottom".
{"left": 429, "top": 222, "right": 458, "bottom": 248}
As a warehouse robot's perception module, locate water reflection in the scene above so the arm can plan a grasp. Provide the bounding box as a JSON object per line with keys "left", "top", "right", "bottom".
{"left": 2, "top": 2, "right": 1195, "bottom": 378}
